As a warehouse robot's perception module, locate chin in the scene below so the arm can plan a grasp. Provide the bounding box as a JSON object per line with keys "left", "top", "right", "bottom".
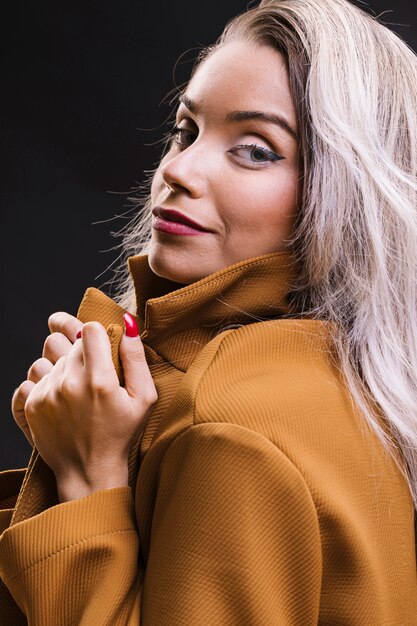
{"left": 148, "top": 247, "right": 203, "bottom": 285}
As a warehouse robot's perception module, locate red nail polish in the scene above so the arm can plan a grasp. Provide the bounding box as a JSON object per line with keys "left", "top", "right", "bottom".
{"left": 76, "top": 330, "right": 82, "bottom": 339}
{"left": 123, "top": 312, "right": 139, "bottom": 338}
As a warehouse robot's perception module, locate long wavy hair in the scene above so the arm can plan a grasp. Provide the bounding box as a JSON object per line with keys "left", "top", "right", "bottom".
{"left": 112, "top": 0, "right": 417, "bottom": 509}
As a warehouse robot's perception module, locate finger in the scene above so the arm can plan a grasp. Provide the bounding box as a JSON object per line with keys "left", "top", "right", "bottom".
{"left": 64, "top": 332, "right": 85, "bottom": 371}
{"left": 27, "top": 357, "right": 54, "bottom": 383}
{"left": 12, "top": 379, "right": 36, "bottom": 415}
{"left": 42, "top": 332, "right": 73, "bottom": 364}
{"left": 48, "top": 311, "right": 83, "bottom": 343}
{"left": 11, "top": 380, "right": 36, "bottom": 445}
{"left": 43, "top": 352, "right": 69, "bottom": 386}
{"left": 80, "top": 322, "right": 118, "bottom": 383}
{"left": 119, "top": 313, "right": 158, "bottom": 404}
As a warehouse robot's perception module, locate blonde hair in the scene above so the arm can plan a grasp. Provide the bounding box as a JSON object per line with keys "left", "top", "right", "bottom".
{"left": 112, "top": 0, "right": 417, "bottom": 508}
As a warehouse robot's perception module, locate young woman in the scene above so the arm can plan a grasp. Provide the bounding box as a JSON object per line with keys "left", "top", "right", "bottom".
{"left": 1, "top": 0, "right": 417, "bottom": 623}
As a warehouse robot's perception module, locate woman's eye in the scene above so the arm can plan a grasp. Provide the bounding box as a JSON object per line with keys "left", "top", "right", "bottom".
{"left": 230, "top": 144, "right": 284, "bottom": 164}
{"left": 166, "top": 125, "right": 196, "bottom": 148}
{"left": 164, "top": 126, "right": 284, "bottom": 166}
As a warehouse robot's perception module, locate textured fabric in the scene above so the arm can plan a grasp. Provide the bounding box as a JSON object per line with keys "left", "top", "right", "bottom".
{"left": 0, "top": 470, "right": 25, "bottom": 513}
{"left": 0, "top": 250, "right": 416, "bottom": 625}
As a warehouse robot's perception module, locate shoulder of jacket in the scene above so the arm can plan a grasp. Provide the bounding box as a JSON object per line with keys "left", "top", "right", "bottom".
{"left": 197, "top": 317, "right": 340, "bottom": 393}
{"left": 192, "top": 317, "right": 351, "bottom": 434}
{"left": 193, "top": 317, "right": 337, "bottom": 372}
{"left": 213, "top": 316, "right": 336, "bottom": 354}
{"left": 148, "top": 318, "right": 348, "bottom": 456}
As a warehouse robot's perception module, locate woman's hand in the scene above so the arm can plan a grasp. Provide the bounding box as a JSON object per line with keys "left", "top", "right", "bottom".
{"left": 11, "top": 314, "right": 157, "bottom": 502}
{"left": 11, "top": 312, "right": 84, "bottom": 447}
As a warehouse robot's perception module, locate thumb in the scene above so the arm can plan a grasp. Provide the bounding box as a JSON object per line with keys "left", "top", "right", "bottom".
{"left": 119, "top": 313, "right": 157, "bottom": 403}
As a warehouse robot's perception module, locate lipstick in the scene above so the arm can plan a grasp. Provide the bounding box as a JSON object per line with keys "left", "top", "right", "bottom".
{"left": 152, "top": 207, "right": 211, "bottom": 236}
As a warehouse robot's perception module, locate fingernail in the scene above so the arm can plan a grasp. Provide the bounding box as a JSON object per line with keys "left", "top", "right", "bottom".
{"left": 123, "top": 312, "right": 139, "bottom": 338}
{"left": 76, "top": 330, "right": 82, "bottom": 339}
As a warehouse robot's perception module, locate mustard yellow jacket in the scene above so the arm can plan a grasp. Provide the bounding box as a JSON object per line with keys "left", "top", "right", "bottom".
{"left": 0, "top": 251, "right": 416, "bottom": 625}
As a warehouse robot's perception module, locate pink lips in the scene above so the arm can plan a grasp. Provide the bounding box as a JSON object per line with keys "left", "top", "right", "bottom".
{"left": 152, "top": 207, "right": 211, "bottom": 236}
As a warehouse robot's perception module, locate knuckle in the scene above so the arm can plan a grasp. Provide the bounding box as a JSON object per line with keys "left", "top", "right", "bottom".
{"left": 60, "top": 376, "right": 79, "bottom": 398}
{"left": 43, "top": 332, "right": 59, "bottom": 350}
{"left": 23, "top": 395, "right": 33, "bottom": 417}
{"left": 24, "top": 393, "right": 40, "bottom": 420}
{"left": 48, "top": 311, "right": 80, "bottom": 340}
{"left": 83, "top": 321, "right": 104, "bottom": 336}
{"left": 48, "top": 311, "right": 66, "bottom": 332}
{"left": 18, "top": 379, "right": 31, "bottom": 397}
{"left": 27, "top": 357, "right": 49, "bottom": 380}
{"left": 143, "top": 386, "right": 158, "bottom": 406}
{"left": 11, "top": 383, "right": 28, "bottom": 413}
{"left": 86, "top": 372, "right": 111, "bottom": 396}
{"left": 43, "top": 332, "right": 65, "bottom": 357}
{"left": 10, "top": 390, "right": 18, "bottom": 412}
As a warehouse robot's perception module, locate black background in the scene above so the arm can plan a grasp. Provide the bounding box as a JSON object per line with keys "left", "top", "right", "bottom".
{"left": 1, "top": 0, "right": 416, "bottom": 469}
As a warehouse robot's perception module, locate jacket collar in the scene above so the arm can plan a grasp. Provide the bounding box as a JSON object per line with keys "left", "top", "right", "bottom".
{"left": 127, "top": 250, "right": 298, "bottom": 371}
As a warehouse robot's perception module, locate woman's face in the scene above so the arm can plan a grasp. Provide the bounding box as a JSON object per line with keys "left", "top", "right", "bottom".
{"left": 149, "top": 40, "right": 300, "bottom": 283}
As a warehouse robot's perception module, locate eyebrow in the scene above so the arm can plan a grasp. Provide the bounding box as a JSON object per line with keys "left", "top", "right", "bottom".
{"left": 178, "top": 93, "right": 298, "bottom": 142}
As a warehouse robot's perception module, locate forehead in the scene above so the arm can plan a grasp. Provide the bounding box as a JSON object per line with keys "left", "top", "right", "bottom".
{"left": 184, "top": 41, "right": 296, "bottom": 125}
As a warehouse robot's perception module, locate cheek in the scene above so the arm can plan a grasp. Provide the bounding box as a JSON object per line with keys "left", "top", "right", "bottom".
{"left": 221, "top": 170, "right": 299, "bottom": 230}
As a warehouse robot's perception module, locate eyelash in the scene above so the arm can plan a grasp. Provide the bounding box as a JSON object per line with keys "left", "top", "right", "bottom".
{"left": 165, "top": 124, "right": 284, "bottom": 164}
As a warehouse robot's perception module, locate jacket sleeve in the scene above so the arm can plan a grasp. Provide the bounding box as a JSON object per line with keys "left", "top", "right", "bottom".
{"left": 140, "top": 422, "right": 322, "bottom": 624}
{"left": 0, "top": 487, "right": 141, "bottom": 625}
{"left": 0, "top": 423, "right": 322, "bottom": 625}
{"left": 0, "top": 469, "right": 27, "bottom": 626}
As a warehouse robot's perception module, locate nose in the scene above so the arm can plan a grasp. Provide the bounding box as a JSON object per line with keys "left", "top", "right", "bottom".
{"left": 159, "top": 143, "right": 206, "bottom": 198}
